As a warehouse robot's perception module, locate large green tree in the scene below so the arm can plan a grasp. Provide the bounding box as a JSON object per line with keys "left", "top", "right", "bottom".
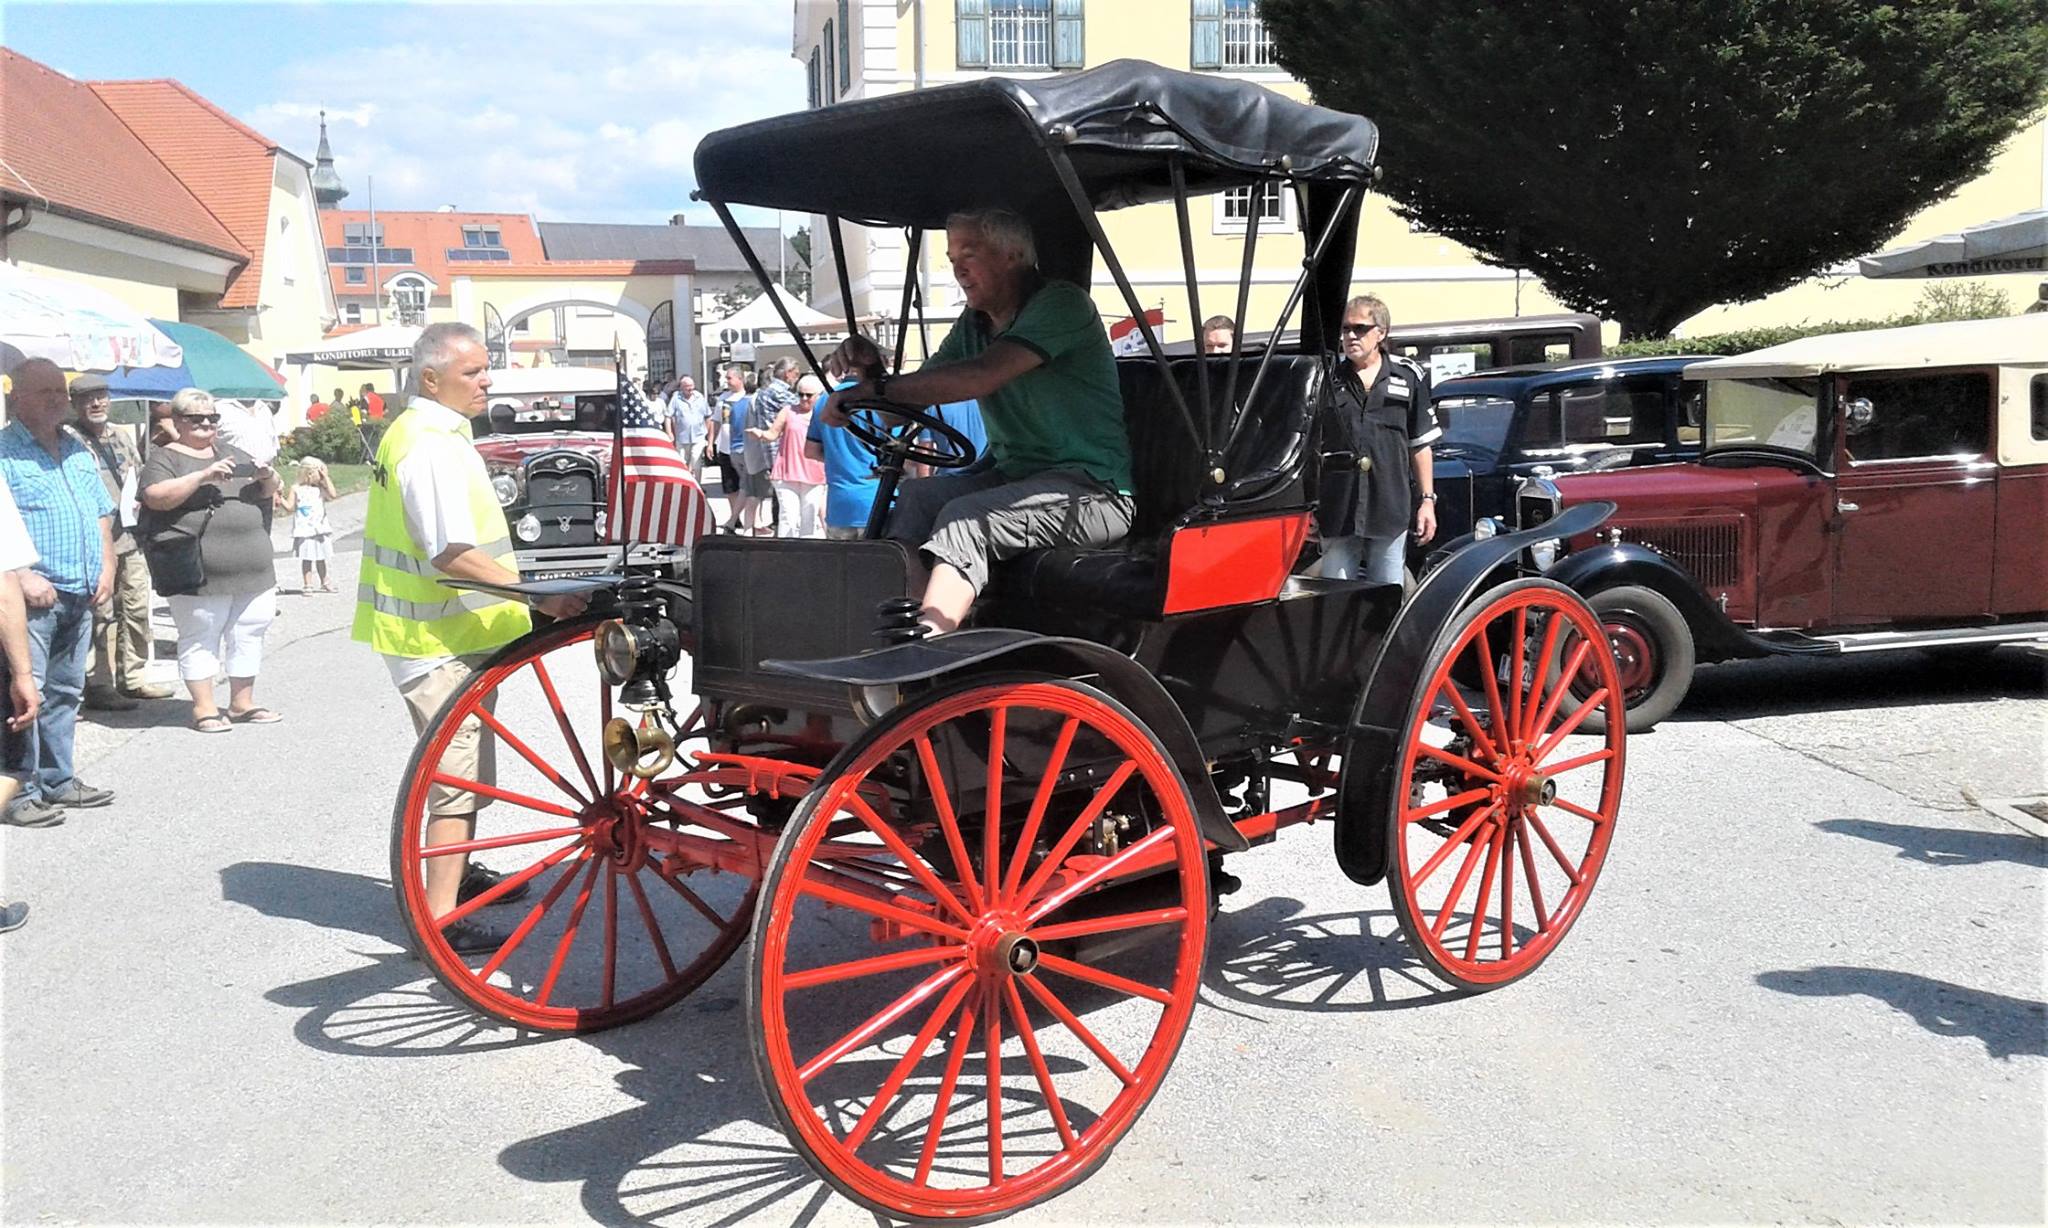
{"left": 1260, "top": 0, "right": 2048, "bottom": 337}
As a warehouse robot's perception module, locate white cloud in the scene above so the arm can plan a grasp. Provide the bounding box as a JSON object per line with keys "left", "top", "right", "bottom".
{"left": 241, "top": 3, "right": 806, "bottom": 225}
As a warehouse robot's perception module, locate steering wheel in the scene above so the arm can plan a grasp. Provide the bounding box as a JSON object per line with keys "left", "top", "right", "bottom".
{"left": 834, "top": 395, "right": 980, "bottom": 471}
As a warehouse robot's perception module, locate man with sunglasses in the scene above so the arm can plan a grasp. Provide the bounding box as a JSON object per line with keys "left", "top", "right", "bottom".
{"left": 0, "top": 358, "right": 118, "bottom": 826}
{"left": 1315, "top": 294, "right": 1440, "bottom": 584}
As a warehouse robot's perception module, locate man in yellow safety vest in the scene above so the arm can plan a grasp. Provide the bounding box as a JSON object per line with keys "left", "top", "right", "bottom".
{"left": 352, "top": 322, "right": 584, "bottom": 955}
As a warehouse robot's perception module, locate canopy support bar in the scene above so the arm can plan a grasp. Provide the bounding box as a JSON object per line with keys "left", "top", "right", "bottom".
{"left": 1218, "top": 178, "right": 1264, "bottom": 448}
{"left": 1045, "top": 147, "right": 1206, "bottom": 456}
{"left": 1228, "top": 183, "right": 1361, "bottom": 459}
{"left": 892, "top": 227, "right": 923, "bottom": 376}
{"left": 706, "top": 198, "right": 830, "bottom": 382}
{"left": 828, "top": 214, "right": 863, "bottom": 349}
{"left": 1169, "top": 158, "right": 1214, "bottom": 465}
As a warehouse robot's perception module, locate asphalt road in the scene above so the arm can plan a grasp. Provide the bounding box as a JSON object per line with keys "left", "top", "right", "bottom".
{"left": 3, "top": 493, "right": 2042, "bottom": 1226}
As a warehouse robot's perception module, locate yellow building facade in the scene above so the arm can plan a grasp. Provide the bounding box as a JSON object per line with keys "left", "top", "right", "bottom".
{"left": 793, "top": 1, "right": 2046, "bottom": 348}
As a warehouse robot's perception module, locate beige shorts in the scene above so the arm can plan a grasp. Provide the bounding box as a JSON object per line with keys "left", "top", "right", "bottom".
{"left": 399, "top": 655, "right": 497, "bottom": 817}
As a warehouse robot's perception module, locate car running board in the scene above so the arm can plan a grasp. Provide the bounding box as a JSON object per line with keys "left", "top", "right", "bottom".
{"left": 1752, "top": 622, "right": 2048, "bottom": 655}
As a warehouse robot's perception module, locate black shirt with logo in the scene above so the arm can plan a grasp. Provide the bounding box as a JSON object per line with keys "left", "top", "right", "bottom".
{"left": 1316, "top": 353, "right": 1441, "bottom": 540}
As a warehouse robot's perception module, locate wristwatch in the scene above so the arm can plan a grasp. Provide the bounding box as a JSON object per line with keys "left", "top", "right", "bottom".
{"left": 1420, "top": 492, "right": 1439, "bottom": 503}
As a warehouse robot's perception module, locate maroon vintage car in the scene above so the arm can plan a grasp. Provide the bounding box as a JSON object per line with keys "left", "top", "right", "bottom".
{"left": 1530, "top": 314, "right": 2048, "bottom": 729}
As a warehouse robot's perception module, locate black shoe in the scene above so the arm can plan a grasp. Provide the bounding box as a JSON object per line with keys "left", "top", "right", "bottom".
{"left": 0, "top": 901, "right": 27, "bottom": 932}
{"left": 46, "top": 780, "right": 114, "bottom": 808}
{"left": 3, "top": 800, "right": 64, "bottom": 828}
{"left": 82, "top": 687, "right": 139, "bottom": 711}
{"left": 458, "top": 862, "right": 532, "bottom": 907}
{"left": 441, "top": 918, "right": 510, "bottom": 955}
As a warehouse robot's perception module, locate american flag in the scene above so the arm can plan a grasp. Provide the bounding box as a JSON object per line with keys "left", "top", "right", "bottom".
{"left": 609, "top": 372, "right": 711, "bottom": 547}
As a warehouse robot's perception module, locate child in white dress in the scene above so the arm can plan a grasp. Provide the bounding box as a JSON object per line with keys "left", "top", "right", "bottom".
{"left": 291, "top": 458, "right": 339, "bottom": 593}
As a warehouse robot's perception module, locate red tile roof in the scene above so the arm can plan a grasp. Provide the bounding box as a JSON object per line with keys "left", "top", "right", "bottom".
{"left": 90, "top": 78, "right": 290, "bottom": 308}
{"left": 320, "top": 211, "right": 548, "bottom": 297}
{"left": 0, "top": 49, "right": 245, "bottom": 263}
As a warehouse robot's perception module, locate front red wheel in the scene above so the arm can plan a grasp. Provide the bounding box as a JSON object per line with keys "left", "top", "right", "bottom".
{"left": 391, "top": 618, "right": 761, "bottom": 1032}
{"left": 1388, "top": 580, "right": 1625, "bottom": 990}
{"left": 749, "top": 677, "right": 1208, "bottom": 1222}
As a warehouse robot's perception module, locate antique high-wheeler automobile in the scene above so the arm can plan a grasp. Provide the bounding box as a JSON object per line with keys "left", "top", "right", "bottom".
{"left": 396, "top": 61, "right": 1630, "bottom": 1222}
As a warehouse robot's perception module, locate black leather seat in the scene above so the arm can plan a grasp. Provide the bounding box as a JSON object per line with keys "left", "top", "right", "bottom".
{"left": 993, "top": 354, "right": 1323, "bottom": 620}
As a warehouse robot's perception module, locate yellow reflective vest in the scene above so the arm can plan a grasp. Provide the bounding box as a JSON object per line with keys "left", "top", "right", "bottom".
{"left": 351, "top": 405, "right": 531, "bottom": 658}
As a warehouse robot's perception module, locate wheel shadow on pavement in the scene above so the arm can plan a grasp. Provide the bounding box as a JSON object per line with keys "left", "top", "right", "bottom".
{"left": 1814, "top": 818, "right": 2048, "bottom": 868}
{"left": 1670, "top": 647, "right": 2047, "bottom": 724}
{"left": 1756, "top": 966, "right": 2048, "bottom": 1060}
{"left": 1201, "top": 895, "right": 1470, "bottom": 1014}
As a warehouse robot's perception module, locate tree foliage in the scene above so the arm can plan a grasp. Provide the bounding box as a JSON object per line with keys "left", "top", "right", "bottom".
{"left": 1605, "top": 280, "right": 2015, "bottom": 356}
{"left": 1261, "top": 0, "right": 2048, "bottom": 337}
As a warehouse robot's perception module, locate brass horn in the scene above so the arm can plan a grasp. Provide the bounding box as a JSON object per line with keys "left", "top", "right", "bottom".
{"left": 603, "top": 712, "right": 675, "bottom": 780}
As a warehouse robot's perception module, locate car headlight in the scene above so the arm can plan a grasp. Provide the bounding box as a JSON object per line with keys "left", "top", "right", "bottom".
{"left": 490, "top": 472, "right": 520, "bottom": 507}
{"left": 593, "top": 510, "right": 608, "bottom": 539}
{"left": 594, "top": 619, "right": 640, "bottom": 685}
{"left": 1472, "top": 516, "right": 1502, "bottom": 541}
{"left": 1529, "top": 539, "right": 1561, "bottom": 571}
{"left": 514, "top": 513, "right": 541, "bottom": 542}
{"left": 1514, "top": 475, "right": 1561, "bottom": 531}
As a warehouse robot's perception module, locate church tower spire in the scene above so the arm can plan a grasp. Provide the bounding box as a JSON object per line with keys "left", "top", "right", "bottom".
{"left": 311, "top": 110, "right": 349, "bottom": 210}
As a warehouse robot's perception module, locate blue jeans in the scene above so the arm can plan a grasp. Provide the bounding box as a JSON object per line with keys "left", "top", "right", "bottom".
{"left": 1316, "top": 534, "right": 1407, "bottom": 586}
{"left": 4, "top": 590, "right": 92, "bottom": 807}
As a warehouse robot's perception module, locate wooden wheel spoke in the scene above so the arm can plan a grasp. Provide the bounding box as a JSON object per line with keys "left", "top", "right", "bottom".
{"left": 535, "top": 857, "right": 604, "bottom": 1008}
{"left": 429, "top": 774, "right": 581, "bottom": 819}
{"left": 417, "top": 823, "right": 585, "bottom": 860}
{"left": 1498, "top": 819, "right": 1516, "bottom": 960}
{"left": 1030, "top": 905, "right": 1188, "bottom": 944}
{"left": 1410, "top": 802, "right": 1501, "bottom": 889}
{"left": 1547, "top": 796, "right": 1612, "bottom": 825}
{"left": 1004, "top": 981, "right": 1078, "bottom": 1153}
{"left": 1525, "top": 639, "right": 1592, "bottom": 749}
{"left": 1429, "top": 822, "right": 1494, "bottom": 941}
{"left": 1037, "top": 952, "right": 1174, "bottom": 1005}
{"left": 1534, "top": 687, "right": 1609, "bottom": 760}
{"left": 1521, "top": 611, "right": 1568, "bottom": 744}
{"left": 1471, "top": 631, "right": 1510, "bottom": 749}
{"left": 913, "top": 997, "right": 980, "bottom": 1187}
{"left": 984, "top": 707, "right": 1007, "bottom": 910}
{"left": 1414, "top": 740, "right": 1503, "bottom": 784}
{"left": 1023, "top": 824, "right": 1175, "bottom": 926}
{"left": 1005, "top": 715, "right": 1080, "bottom": 901}
{"left": 1507, "top": 606, "right": 1527, "bottom": 743}
{"left": 783, "top": 945, "right": 965, "bottom": 992}
{"left": 1019, "top": 973, "right": 1137, "bottom": 1087}
{"left": 1013, "top": 760, "right": 1140, "bottom": 911}
{"left": 797, "top": 964, "right": 971, "bottom": 1085}
{"left": 794, "top": 874, "right": 970, "bottom": 944}
{"left": 623, "top": 869, "right": 680, "bottom": 980}
{"left": 984, "top": 985, "right": 1005, "bottom": 1183}
{"left": 478, "top": 849, "right": 595, "bottom": 980}
{"left": 844, "top": 795, "right": 976, "bottom": 927}
{"left": 472, "top": 704, "right": 590, "bottom": 806}
{"left": 434, "top": 836, "right": 585, "bottom": 929}
{"left": 1526, "top": 811, "right": 1585, "bottom": 886}
{"left": 843, "top": 977, "right": 974, "bottom": 1153}
{"left": 601, "top": 864, "right": 620, "bottom": 1010}
{"left": 914, "top": 735, "right": 985, "bottom": 915}
{"left": 1404, "top": 785, "right": 1494, "bottom": 824}
{"left": 1440, "top": 680, "right": 1500, "bottom": 762}
{"left": 655, "top": 862, "right": 732, "bottom": 928}
{"left": 529, "top": 656, "right": 601, "bottom": 798}
{"left": 1514, "top": 820, "right": 1552, "bottom": 935}
{"left": 1537, "top": 746, "right": 1616, "bottom": 777}
{"left": 1464, "top": 821, "right": 1508, "bottom": 963}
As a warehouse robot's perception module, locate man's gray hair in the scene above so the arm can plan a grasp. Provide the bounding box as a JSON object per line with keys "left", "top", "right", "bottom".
{"left": 412, "top": 322, "right": 487, "bottom": 376}
{"left": 770, "top": 357, "right": 799, "bottom": 382}
{"left": 946, "top": 207, "right": 1036, "bottom": 267}
{"left": 168, "top": 387, "right": 215, "bottom": 417}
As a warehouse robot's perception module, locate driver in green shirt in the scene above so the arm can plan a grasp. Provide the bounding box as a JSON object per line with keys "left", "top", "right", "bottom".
{"left": 822, "top": 207, "right": 1134, "bottom": 633}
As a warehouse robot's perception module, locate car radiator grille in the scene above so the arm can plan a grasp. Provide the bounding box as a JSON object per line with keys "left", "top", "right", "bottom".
{"left": 1615, "top": 519, "right": 1742, "bottom": 589}
{"left": 524, "top": 470, "right": 599, "bottom": 547}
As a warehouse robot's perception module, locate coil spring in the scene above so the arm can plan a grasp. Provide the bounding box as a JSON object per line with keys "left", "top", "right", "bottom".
{"left": 874, "top": 596, "right": 929, "bottom": 644}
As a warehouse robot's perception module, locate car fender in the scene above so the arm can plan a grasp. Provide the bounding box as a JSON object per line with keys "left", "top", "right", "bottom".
{"left": 1333, "top": 501, "right": 1614, "bottom": 886}
{"left": 1546, "top": 543, "right": 1766, "bottom": 663}
{"left": 762, "top": 629, "right": 1249, "bottom": 853}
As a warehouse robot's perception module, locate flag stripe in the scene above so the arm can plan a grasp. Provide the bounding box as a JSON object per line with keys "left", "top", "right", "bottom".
{"left": 609, "top": 372, "right": 711, "bottom": 549}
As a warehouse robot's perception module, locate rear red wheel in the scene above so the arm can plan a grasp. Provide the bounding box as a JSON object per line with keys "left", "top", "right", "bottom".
{"left": 1388, "top": 580, "right": 1625, "bottom": 990}
{"left": 392, "top": 617, "right": 760, "bottom": 1032}
{"left": 749, "top": 677, "right": 1208, "bottom": 1222}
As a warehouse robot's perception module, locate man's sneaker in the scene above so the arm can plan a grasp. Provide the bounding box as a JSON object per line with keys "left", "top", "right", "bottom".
{"left": 2, "top": 800, "right": 64, "bottom": 828}
{"left": 441, "top": 918, "right": 510, "bottom": 956}
{"left": 0, "top": 901, "right": 27, "bottom": 933}
{"left": 82, "top": 687, "right": 139, "bottom": 711}
{"left": 46, "top": 780, "right": 114, "bottom": 808}
{"left": 458, "top": 862, "right": 532, "bottom": 907}
{"left": 122, "top": 683, "right": 176, "bottom": 700}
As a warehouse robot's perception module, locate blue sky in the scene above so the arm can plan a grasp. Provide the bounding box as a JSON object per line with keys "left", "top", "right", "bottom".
{"left": 3, "top": 1, "right": 807, "bottom": 225}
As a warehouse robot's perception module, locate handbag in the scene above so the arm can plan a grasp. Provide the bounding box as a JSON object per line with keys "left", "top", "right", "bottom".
{"left": 143, "top": 506, "right": 212, "bottom": 597}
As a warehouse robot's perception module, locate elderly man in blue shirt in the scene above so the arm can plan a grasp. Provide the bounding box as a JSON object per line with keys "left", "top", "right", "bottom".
{"left": 1, "top": 358, "right": 117, "bottom": 827}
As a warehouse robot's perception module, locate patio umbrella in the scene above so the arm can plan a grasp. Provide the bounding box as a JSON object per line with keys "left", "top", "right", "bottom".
{"left": 140, "top": 319, "right": 285, "bottom": 399}
{"left": 0, "top": 263, "right": 183, "bottom": 372}
{"left": 1857, "top": 209, "right": 2048, "bottom": 279}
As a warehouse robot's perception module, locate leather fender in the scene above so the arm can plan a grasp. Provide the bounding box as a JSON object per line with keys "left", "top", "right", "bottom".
{"left": 764, "top": 629, "right": 1249, "bottom": 853}
{"left": 1332, "top": 501, "right": 1615, "bottom": 885}
{"left": 1546, "top": 543, "right": 1766, "bottom": 663}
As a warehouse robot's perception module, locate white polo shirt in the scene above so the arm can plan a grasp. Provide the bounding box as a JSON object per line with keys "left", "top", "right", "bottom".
{"left": 381, "top": 397, "right": 500, "bottom": 688}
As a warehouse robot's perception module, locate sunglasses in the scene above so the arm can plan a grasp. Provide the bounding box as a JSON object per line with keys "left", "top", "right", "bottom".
{"left": 1340, "top": 323, "right": 1379, "bottom": 338}
{"left": 177, "top": 414, "right": 221, "bottom": 424}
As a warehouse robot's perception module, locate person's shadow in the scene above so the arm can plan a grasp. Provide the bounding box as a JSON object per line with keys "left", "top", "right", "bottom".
{"left": 1756, "top": 966, "right": 2048, "bottom": 1060}
{"left": 1814, "top": 818, "right": 2047, "bottom": 868}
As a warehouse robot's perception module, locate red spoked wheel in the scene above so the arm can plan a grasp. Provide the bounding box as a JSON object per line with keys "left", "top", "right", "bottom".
{"left": 1388, "top": 579, "right": 1625, "bottom": 990}
{"left": 749, "top": 676, "right": 1208, "bottom": 1222}
{"left": 392, "top": 616, "right": 762, "bottom": 1032}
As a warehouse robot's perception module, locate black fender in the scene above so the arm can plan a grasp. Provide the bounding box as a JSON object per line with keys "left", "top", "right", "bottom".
{"left": 1545, "top": 543, "right": 1769, "bottom": 664}
{"left": 1332, "top": 501, "right": 1615, "bottom": 886}
{"left": 763, "top": 629, "right": 1250, "bottom": 853}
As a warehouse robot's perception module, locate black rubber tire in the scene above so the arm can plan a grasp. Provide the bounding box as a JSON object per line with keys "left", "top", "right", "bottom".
{"left": 1577, "top": 585, "right": 1694, "bottom": 733}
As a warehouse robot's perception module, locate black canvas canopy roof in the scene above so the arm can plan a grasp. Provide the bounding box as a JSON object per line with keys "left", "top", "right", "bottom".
{"left": 693, "top": 59, "right": 1378, "bottom": 227}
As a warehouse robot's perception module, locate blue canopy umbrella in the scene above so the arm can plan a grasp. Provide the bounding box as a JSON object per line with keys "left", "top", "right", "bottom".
{"left": 103, "top": 320, "right": 286, "bottom": 400}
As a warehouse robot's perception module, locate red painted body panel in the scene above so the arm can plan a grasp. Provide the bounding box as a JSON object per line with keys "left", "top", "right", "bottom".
{"left": 1993, "top": 465, "right": 2048, "bottom": 614}
{"left": 475, "top": 432, "right": 612, "bottom": 468}
{"left": 1834, "top": 458, "right": 1996, "bottom": 622}
{"left": 1160, "top": 513, "right": 1312, "bottom": 615}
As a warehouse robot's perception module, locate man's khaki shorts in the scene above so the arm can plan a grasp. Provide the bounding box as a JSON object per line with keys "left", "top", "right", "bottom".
{"left": 399, "top": 655, "right": 497, "bottom": 817}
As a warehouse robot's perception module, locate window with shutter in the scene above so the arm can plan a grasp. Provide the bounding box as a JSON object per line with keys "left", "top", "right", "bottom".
{"left": 823, "top": 22, "right": 836, "bottom": 102}
{"left": 808, "top": 48, "right": 820, "bottom": 108}
{"left": 986, "top": 1, "right": 1053, "bottom": 71}
{"left": 957, "top": 0, "right": 989, "bottom": 69}
{"left": 839, "top": 0, "right": 852, "bottom": 89}
{"left": 1052, "top": 0, "right": 1084, "bottom": 69}
{"left": 1196, "top": 0, "right": 1276, "bottom": 70}
{"left": 1191, "top": 0, "right": 1221, "bottom": 69}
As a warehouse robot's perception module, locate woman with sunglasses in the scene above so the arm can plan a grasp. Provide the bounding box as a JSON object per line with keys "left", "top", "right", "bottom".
{"left": 138, "top": 388, "right": 282, "bottom": 733}
{"left": 1314, "top": 293, "right": 1442, "bottom": 585}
